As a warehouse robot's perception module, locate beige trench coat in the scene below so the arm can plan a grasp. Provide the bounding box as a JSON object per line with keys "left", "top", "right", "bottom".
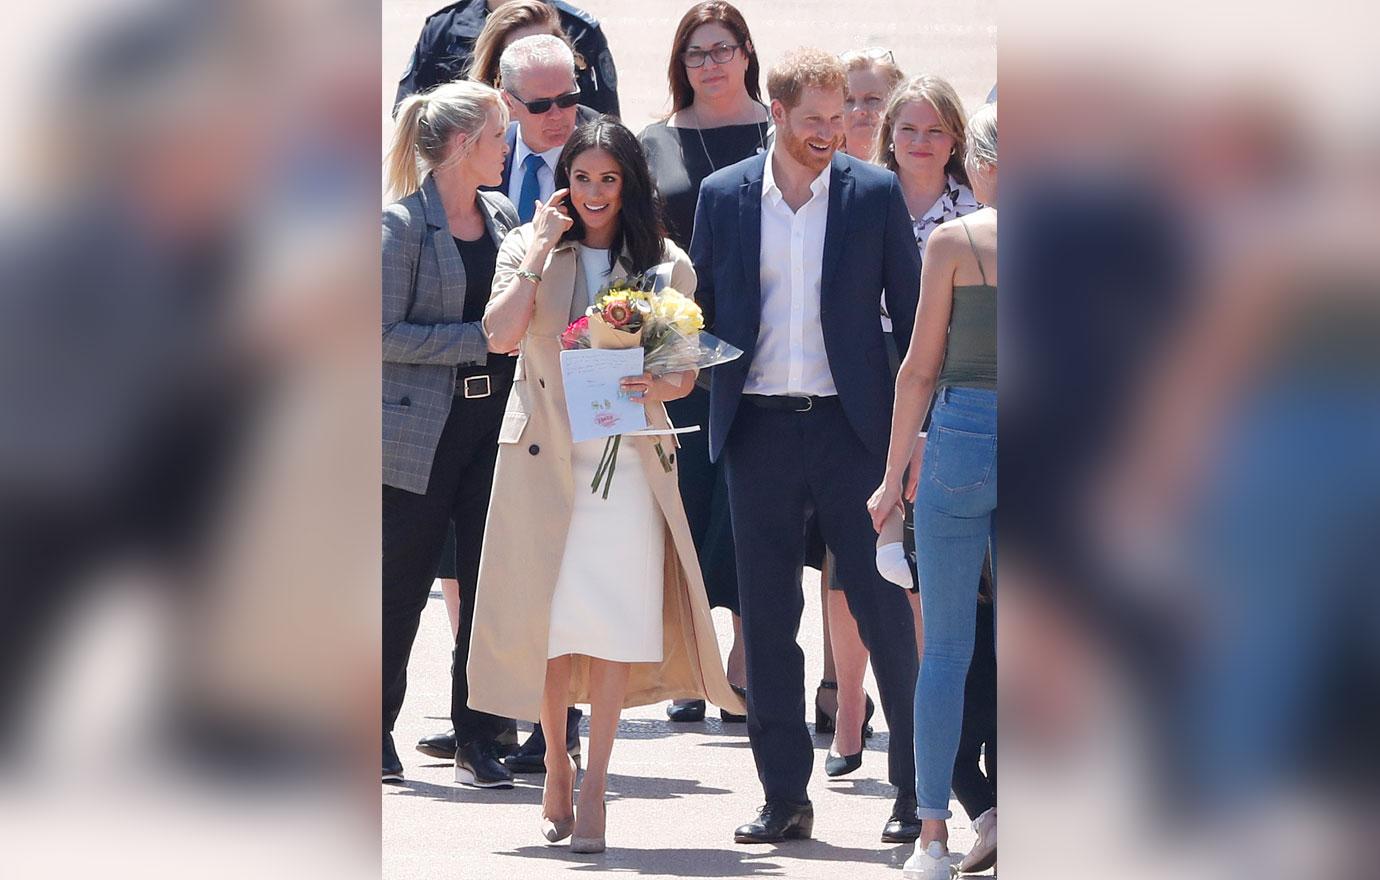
{"left": 466, "top": 224, "right": 745, "bottom": 722}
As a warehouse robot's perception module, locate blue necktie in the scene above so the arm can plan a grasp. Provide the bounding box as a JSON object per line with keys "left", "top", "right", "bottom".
{"left": 517, "top": 153, "right": 544, "bottom": 223}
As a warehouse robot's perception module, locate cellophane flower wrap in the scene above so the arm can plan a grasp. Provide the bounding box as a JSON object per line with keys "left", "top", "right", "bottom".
{"left": 559, "top": 264, "right": 743, "bottom": 498}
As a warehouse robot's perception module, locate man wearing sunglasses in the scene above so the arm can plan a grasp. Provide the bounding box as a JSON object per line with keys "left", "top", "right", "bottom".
{"left": 488, "top": 35, "right": 599, "bottom": 224}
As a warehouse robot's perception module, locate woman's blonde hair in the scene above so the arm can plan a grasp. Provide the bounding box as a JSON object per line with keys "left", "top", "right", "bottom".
{"left": 385, "top": 81, "right": 506, "bottom": 200}
{"left": 839, "top": 47, "right": 906, "bottom": 94}
{"left": 872, "top": 74, "right": 968, "bottom": 186}
{"left": 966, "top": 102, "right": 997, "bottom": 169}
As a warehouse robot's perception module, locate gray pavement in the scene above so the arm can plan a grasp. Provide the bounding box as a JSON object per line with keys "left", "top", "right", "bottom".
{"left": 381, "top": 4, "right": 996, "bottom": 876}
{"left": 383, "top": 571, "right": 987, "bottom": 880}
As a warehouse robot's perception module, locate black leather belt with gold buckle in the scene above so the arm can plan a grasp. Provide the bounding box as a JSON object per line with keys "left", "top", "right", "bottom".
{"left": 461, "top": 375, "right": 491, "bottom": 399}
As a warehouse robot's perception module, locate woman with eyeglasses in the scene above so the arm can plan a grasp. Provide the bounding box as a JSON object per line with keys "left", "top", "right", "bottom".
{"left": 636, "top": 0, "right": 769, "bottom": 725}
{"left": 840, "top": 48, "right": 906, "bottom": 160}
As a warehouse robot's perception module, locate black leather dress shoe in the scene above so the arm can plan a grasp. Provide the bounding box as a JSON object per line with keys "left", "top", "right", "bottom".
{"left": 824, "top": 749, "right": 863, "bottom": 777}
{"left": 720, "top": 684, "right": 748, "bottom": 723}
{"left": 881, "top": 792, "right": 922, "bottom": 843}
{"left": 416, "top": 728, "right": 457, "bottom": 759}
{"left": 383, "top": 732, "right": 403, "bottom": 782}
{"left": 503, "top": 707, "right": 583, "bottom": 773}
{"left": 454, "top": 740, "right": 514, "bottom": 789}
{"left": 666, "top": 700, "right": 706, "bottom": 722}
{"left": 733, "top": 800, "right": 814, "bottom": 843}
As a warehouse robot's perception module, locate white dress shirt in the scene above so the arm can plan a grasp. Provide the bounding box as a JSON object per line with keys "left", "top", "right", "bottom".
{"left": 507, "top": 132, "right": 565, "bottom": 209}
{"left": 745, "top": 145, "right": 838, "bottom": 397}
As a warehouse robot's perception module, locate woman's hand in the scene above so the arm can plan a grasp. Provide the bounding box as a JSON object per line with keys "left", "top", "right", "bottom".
{"left": 867, "top": 479, "right": 904, "bottom": 534}
{"left": 620, "top": 371, "right": 693, "bottom": 404}
{"left": 529, "top": 188, "right": 573, "bottom": 253}
{"left": 903, "top": 435, "right": 926, "bottom": 502}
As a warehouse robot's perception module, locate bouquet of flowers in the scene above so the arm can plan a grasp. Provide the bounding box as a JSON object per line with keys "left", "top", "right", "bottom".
{"left": 560, "top": 265, "right": 742, "bottom": 498}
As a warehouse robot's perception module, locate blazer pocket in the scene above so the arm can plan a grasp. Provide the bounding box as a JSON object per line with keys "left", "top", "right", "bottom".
{"left": 497, "top": 410, "right": 529, "bottom": 444}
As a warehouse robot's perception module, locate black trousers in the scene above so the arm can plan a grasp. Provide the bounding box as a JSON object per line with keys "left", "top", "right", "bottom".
{"left": 723, "top": 398, "right": 919, "bottom": 803}
{"left": 382, "top": 389, "right": 505, "bottom": 746}
{"left": 952, "top": 597, "right": 997, "bottom": 821}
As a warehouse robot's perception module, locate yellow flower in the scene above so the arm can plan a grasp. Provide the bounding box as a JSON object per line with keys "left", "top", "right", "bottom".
{"left": 653, "top": 288, "right": 704, "bottom": 334}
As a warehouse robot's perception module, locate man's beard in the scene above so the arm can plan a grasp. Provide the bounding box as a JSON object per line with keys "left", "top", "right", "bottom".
{"left": 779, "top": 120, "right": 838, "bottom": 173}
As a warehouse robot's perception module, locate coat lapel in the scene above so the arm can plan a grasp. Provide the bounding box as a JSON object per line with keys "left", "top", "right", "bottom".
{"left": 421, "top": 175, "right": 468, "bottom": 317}
{"left": 820, "top": 154, "right": 854, "bottom": 316}
{"left": 477, "top": 192, "right": 513, "bottom": 248}
{"left": 737, "top": 159, "right": 765, "bottom": 323}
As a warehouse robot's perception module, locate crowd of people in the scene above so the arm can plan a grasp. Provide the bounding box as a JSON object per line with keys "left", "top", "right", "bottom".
{"left": 381, "top": 2, "right": 996, "bottom": 876}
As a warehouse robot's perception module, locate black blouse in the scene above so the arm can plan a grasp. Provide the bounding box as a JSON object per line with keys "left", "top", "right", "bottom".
{"left": 639, "top": 120, "right": 770, "bottom": 250}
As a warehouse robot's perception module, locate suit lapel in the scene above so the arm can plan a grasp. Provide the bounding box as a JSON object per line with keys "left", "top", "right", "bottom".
{"left": 737, "top": 161, "right": 765, "bottom": 320}
{"left": 477, "top": 192, "right": 512, "bottom": 248}
{"left": 421, "top": 176, "right": 468, "bottom": 316}
{"left": 820, "top": 155, "right": 854, "bottom": 315}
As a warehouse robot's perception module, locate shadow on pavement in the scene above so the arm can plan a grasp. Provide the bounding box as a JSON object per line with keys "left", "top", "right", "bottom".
{"left": 501, "top": 839, "right": 917, "bottom": 874}
{"left": 382, "top": 772, "right": 732, "bottom": 806}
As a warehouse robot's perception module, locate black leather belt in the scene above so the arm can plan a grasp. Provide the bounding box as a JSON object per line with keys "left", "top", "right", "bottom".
{"left": 456, "top": 374, "right": 491, "bottom": 399}
{"left": 742, "top": 393, "right": 832, "bottom": 412}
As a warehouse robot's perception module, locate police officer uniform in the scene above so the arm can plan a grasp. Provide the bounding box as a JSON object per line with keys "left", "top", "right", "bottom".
{"left": 394, "top": 0, "right": 620, "bottom": 118}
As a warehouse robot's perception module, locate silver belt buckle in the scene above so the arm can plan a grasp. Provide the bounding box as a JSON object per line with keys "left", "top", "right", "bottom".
{"left": 463, "top": 375, "right": 491, "bottom": 399}
{"left": 794, "top": 395, "right": 814, "bottom": 412}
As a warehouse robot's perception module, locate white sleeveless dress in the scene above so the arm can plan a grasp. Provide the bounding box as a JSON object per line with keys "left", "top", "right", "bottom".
{"left": 546, "top": 246, "right": 665, "bottom": 662}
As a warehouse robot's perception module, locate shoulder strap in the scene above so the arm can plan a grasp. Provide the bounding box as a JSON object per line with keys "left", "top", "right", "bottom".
{"left": 959, "top": 218, "right": 989, "bottom": 285}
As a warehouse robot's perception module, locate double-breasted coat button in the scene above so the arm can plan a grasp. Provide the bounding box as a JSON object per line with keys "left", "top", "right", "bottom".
{"left": 668, "top": 453, "right": 675, "bottom": 465}
{"left": 528, "top": 444, "right": 540, "bottom": 455}
{"left": 400, "top": 396, "right": 411, "bottom": 407}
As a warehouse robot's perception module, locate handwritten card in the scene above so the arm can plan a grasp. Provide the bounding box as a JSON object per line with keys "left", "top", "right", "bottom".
{"left": 560, "top": 347, "right": 647, "bottom": 442}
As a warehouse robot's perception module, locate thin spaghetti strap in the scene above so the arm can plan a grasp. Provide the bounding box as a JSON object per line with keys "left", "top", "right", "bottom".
{"left": 959, "top": 218, "right": 989, "bottom": 285}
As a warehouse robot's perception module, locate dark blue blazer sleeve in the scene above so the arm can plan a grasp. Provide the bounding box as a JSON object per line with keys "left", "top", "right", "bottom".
{"left": 880, "top": 174, "right": 921, "bottom": 360}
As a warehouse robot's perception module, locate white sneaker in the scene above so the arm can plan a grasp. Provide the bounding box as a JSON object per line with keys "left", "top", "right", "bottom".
{"left": 957, "top": 807, "right": 996, "bottom": 873}
{"left": 902, "top": 840, "right": 955, "bottom": 880}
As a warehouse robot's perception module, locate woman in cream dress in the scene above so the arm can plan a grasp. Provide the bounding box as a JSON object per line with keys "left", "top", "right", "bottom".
{"left": 474, "top": 118, "right": 744, "bottom": 854}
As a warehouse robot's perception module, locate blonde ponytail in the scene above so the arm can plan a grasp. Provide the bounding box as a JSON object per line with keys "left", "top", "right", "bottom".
{"left": 386, "top": 93, "right": 430, "bottom": 199}
{"left": 383, "top": 81, "right": 508, "bottom": 201}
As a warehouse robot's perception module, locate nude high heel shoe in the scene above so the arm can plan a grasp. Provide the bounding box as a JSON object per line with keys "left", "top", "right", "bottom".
{"left": 540, "top": 757, "right": 577, "bottom": 843}
{"left": 570, "top": 796, "right": 606, "bottom": 853}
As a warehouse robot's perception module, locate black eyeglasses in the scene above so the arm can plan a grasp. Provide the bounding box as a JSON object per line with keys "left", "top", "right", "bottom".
{"left": 682, "top": 43, "right": 742, "bottom": 68}
{"left": 507, "top": 90, "right": 580, "bottom": 115}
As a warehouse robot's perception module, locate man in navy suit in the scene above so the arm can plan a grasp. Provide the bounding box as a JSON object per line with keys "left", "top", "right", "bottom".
{"left": 482, "top": 34, "right": 599, "bottom": 219}
{"left": 690, "top": 48, "right": 923, "bottom": 845}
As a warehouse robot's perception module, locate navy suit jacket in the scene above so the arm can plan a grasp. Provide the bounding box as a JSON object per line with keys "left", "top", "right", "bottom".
{"left": 483, "top": 106, "right": 603, "bottom": 199}
{"left": 689, "top": 151, "right": 921, "bottom": 463}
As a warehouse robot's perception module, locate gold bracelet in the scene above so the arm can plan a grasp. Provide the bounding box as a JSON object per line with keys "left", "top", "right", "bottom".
{"left": 514, "top": 269, "right": 542, "bottom": 283}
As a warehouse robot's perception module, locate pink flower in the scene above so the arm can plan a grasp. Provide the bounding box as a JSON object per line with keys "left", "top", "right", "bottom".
{"left": 560, "top": 315, "right": 590, "bottom": 349}
{"left": 602, "top": 299, "right": 633, "bottom": 328}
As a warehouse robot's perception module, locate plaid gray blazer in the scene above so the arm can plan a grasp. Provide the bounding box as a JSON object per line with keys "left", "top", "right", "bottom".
{"left": 383, "top": 175, "right": 519, "bottom": 494}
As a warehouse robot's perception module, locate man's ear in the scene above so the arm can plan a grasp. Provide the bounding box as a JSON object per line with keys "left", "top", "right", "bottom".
{"left": 770, "top": 99, "right": 787, "bottom": 126}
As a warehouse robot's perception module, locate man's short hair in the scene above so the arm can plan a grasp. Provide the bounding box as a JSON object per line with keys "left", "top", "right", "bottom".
{"left": 498, "top": 34, "right": 576, "bottom": 95}
{"left": 766, "top": 48, "right": 847, "bottom": 110}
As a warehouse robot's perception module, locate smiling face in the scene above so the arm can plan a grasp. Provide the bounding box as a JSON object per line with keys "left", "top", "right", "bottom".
{"left": 503, "top": 60, "right": 579, "bottom": 153}
{"left": 890, "top": 98, "right": 957, "bottom": 182}
{"left": 567, "top": 147, "right": 623, "bottom": 239}
{"left": 459, "top": 105, "right": 510, "bottom": 188}
{"left": 773, "top": 85, "right": 845, "bottom": 174}
{"left": 844, "top": 64, "right": 892, "bottom": 158}
{"left": 683, "top": 22, "right": 749, "bottom": 105}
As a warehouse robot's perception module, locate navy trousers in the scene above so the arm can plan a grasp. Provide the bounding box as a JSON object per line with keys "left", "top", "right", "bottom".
{"left": 723, "top": 397, "right": 919, "bottom": 804}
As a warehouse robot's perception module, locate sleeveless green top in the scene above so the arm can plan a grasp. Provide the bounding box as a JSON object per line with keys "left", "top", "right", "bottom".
{"left": 936, "top": 219, "right": 997, "bottom": 390}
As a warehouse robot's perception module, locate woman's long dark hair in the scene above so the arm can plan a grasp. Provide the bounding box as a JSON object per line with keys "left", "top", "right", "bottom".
{"left": 666, "top": 1, "right": 761, "bottom": 114}
{"left": 554, "top": 117, "right": 667, "bottom": 275}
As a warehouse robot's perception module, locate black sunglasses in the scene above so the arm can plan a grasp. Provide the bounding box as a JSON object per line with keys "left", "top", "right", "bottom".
{"left": 507, "top": 89, "right": 580, "bottom": 115}
{"left": 682, "top": 43, "right": 742, "bottom": 69}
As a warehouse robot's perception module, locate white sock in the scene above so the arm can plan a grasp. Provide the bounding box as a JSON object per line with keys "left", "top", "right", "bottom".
{"left": 875, "top": 542, "right": 913, "bottom": 589}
